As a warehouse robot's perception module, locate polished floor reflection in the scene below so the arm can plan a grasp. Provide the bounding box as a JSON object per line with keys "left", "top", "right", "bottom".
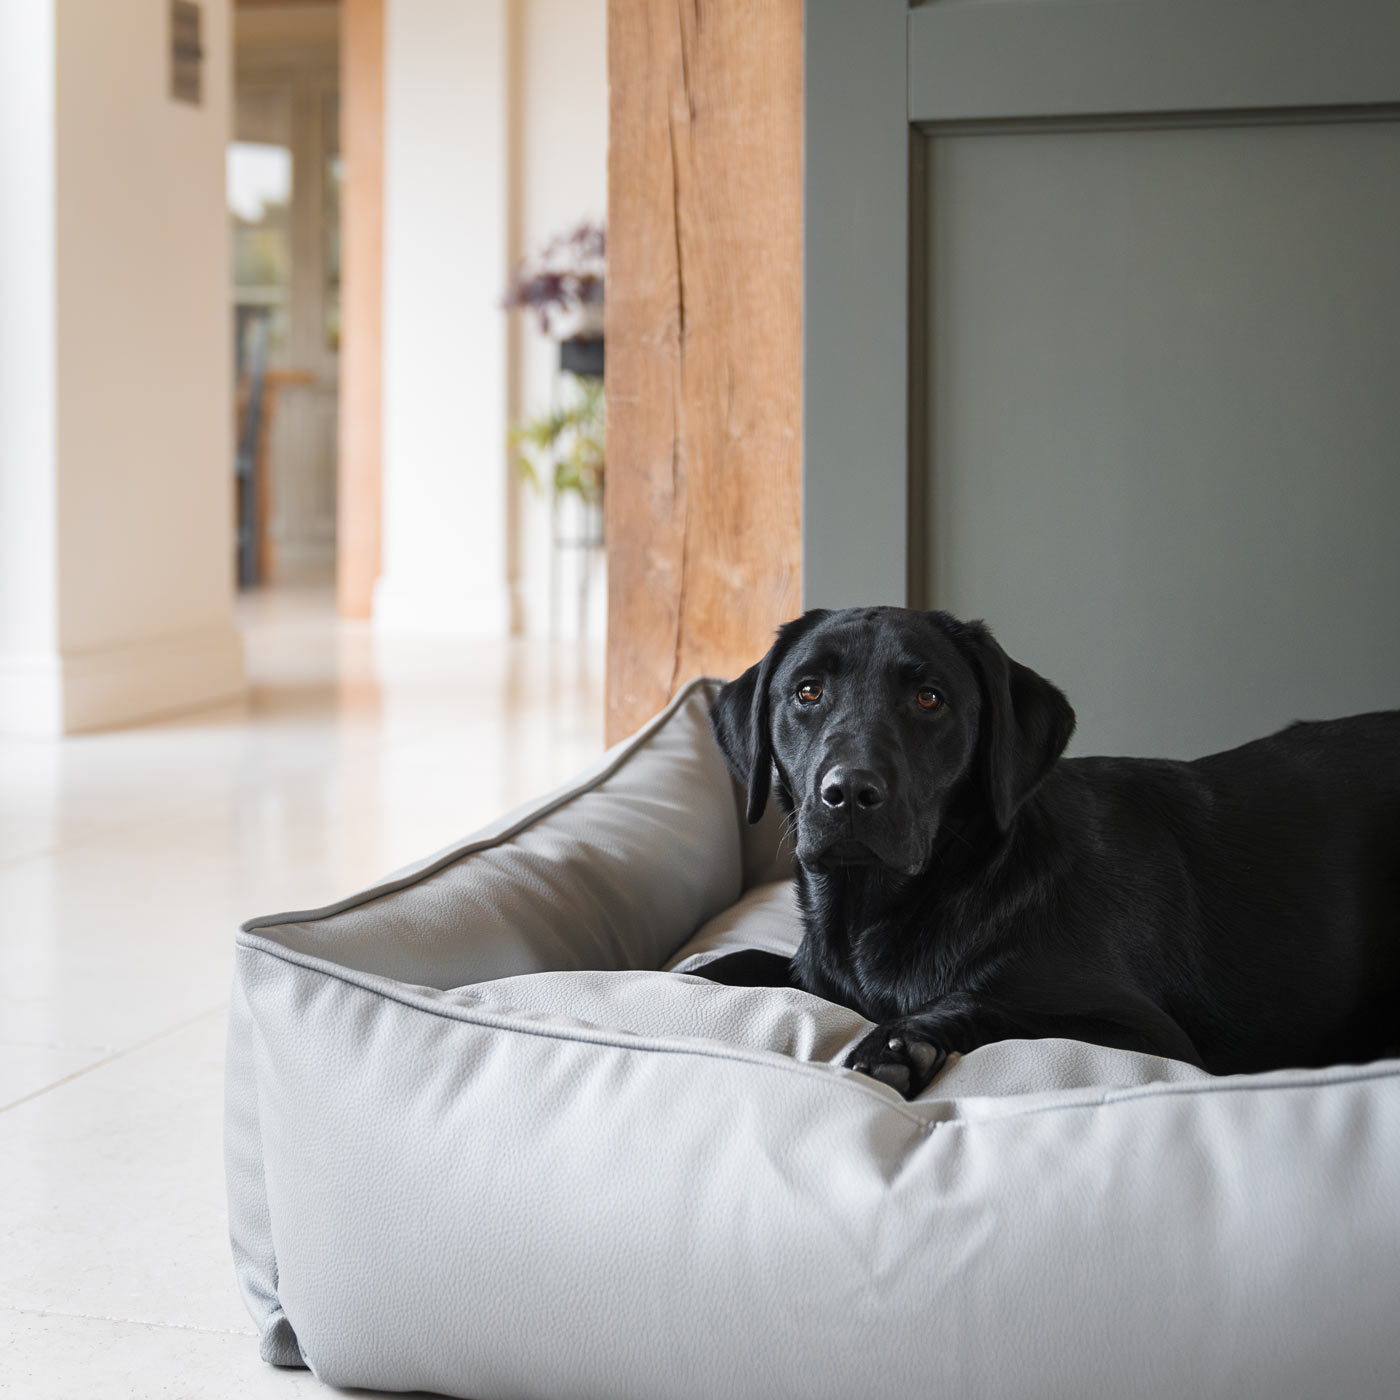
{"left": 0, "top": 588, "right": 605, "bottom": 1394}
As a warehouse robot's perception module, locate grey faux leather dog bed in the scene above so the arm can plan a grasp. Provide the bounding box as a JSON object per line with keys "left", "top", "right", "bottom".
{"left": 226, "top": 679, "right": 1400, "bottom": 1399}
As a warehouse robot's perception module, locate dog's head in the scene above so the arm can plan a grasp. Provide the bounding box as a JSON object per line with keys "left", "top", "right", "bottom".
{"left": 710, "top": 607, "right": 1075, "bottom": 875}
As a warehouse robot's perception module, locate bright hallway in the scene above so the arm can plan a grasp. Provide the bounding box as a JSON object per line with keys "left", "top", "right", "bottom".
{"left": 0, "top": 592, "right": 604, "bottom": 1394}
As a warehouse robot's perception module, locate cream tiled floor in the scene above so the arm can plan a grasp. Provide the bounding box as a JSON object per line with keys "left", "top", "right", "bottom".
{"left": 0, "top": 589, "right": 605, "bottom": 1397}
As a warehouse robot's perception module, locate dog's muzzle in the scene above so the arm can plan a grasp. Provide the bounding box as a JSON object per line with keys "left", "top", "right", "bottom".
{"left": 797, "top": 769, "right": 927, "bottom": 874}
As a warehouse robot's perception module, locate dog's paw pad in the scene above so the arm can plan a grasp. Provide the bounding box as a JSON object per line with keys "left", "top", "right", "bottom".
{"left": 846, "top": 1027, "right": 948, "bottom": 1099}
{"left": 870, "top": 1062, "right": 912, "bottom": 1094}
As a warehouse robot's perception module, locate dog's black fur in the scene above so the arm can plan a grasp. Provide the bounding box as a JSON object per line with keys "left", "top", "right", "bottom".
{"left": 703, "top": 606, "right": 1400, "bottom": 1098}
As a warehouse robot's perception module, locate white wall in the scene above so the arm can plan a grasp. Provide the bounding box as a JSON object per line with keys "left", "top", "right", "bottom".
{"left": 0, "top": 0, "right": 244, "bottom": 735}
{"left": 377, "top": 0, "right": 512, "bottom": 636}
{"left": 0, "top": 1, "right": 60, "bottom": 730}
{"left": 376, "top": 0, "right": 606, "bottom": 640}
{"left": 514, "top": 0, "right": 607, "bottom": 639}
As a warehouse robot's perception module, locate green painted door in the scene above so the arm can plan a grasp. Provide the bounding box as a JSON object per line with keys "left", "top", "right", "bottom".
{"left": 805, "top": 0, "right": 1400, "bottom": 757}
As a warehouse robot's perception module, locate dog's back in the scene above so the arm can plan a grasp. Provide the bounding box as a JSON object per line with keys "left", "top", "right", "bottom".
{"left": 1053, "top": 710, "right": 1400, "bottom": 1072}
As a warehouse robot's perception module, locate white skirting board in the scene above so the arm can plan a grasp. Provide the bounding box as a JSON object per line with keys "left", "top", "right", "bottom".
{"left": 0, "top": 620, "right": 245, "bottom": 736}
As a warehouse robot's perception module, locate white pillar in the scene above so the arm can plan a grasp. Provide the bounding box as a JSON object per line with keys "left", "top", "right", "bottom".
{"left": 0, "top": 0, "right": 244, "bottom": 736}
{"left": 376, "top": 0, "right": 512, "bottom": 637}
{"left": 0, "top": 0, "right": 60, "bottom": 732}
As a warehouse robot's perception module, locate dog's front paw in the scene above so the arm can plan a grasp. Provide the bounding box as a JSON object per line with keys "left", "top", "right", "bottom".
{"left": 846, "top": 1025, "right": 948, "bottom": 1099}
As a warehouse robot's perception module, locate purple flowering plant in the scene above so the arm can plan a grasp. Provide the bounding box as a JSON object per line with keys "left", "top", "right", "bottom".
{"left": 503, "top": 221, "right": 605, "bottom": 335}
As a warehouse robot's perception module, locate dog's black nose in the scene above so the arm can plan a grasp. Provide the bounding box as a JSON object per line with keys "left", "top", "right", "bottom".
{"left": 820, "top": 766, "right": 887, "bottom": 811}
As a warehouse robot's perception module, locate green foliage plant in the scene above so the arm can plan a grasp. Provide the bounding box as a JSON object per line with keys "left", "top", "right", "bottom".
{"left": 511, "top": 377, "right": 605, "bottom": 506}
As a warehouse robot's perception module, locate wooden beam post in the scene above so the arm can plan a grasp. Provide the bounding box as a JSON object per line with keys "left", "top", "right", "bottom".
{"left": 336, "top": 0, "right": 384, "bottom": 619}
{"left": 604, "top": 0, "right": 802, "bottom": 743}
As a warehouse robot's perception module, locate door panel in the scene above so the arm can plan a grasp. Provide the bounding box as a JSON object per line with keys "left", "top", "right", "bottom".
{"left": 928, "top": 120, "right": 1400, "bottom": 757}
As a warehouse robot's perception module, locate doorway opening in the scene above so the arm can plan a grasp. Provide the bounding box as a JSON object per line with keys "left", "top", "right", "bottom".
{"left": 230, "top": 1, "right": 341, "bottom": 591}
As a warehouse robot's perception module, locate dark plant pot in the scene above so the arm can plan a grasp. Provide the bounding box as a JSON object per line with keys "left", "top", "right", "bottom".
{"left": 560, "top": 335, "right": 604, "bottom": 379}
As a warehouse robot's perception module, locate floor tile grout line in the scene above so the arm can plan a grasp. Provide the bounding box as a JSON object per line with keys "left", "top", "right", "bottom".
{"left": 0, "top": 1303, "right": 254, "bottom": 1339}
{"left": 0, "top": 1038, "right": 111, "bottom": 1054}
{"left": 0, "top": 1002, "right": 229, "bottom": 1115}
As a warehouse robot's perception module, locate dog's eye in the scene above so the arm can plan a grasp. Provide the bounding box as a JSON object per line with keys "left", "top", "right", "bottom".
{"left": 796, "top": 682, "right": 823, "bottom": 705}
{"left": 916, "top": 687, "right": 941, "bottom": 711}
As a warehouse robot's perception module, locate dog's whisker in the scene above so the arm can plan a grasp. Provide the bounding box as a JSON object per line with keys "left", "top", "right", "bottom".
{"left": 939, "top": 821, "right": 975, "bottom": 855}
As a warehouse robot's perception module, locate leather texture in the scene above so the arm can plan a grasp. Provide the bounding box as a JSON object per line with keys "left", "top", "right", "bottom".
{"left": 665, "top": 878, "right": 804, "bottom": 973}
{"left": 226, "top": 679, "right": 1400, "bottom": 1397}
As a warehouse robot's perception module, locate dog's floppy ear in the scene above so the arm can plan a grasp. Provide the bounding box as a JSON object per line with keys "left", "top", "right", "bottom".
{"left": 710, "top": 610, "right": 830, "bottom": 824}
{"left": 948, "top": 617, "right": 1076, "bottom": 831}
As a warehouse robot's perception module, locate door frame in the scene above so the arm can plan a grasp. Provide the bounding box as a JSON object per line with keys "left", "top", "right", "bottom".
{"left": 337, "top": 0, "right": 384, "bottom": 619}
{"left": 802, "top": 0, "right": 1400, "bottom": 612}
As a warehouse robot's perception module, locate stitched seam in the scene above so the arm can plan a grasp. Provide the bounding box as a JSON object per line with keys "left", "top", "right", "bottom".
{"left": 237, "top": 933, "right": 1400, "bottom": 1131}
{"left": 240, "top": 932, "right": 1400, "bottom": 1131}
{"left": 943, "top": 1058, "right": 1400, "bottom": 1126}
{"left": 235, "top": 935, "right": 932, "bottom": 1127}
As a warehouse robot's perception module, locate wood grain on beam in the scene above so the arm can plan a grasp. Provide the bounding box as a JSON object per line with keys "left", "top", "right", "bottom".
{"left": 336, "top": 0, "right": 383, "bottom": 618}
{"left": 605, "top": 0, "right": 802, "bottom": 743}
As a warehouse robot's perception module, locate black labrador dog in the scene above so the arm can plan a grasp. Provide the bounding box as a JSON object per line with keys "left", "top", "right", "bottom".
{"left": 702, "top": 606, "right": 1400, "bottom": 1098}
